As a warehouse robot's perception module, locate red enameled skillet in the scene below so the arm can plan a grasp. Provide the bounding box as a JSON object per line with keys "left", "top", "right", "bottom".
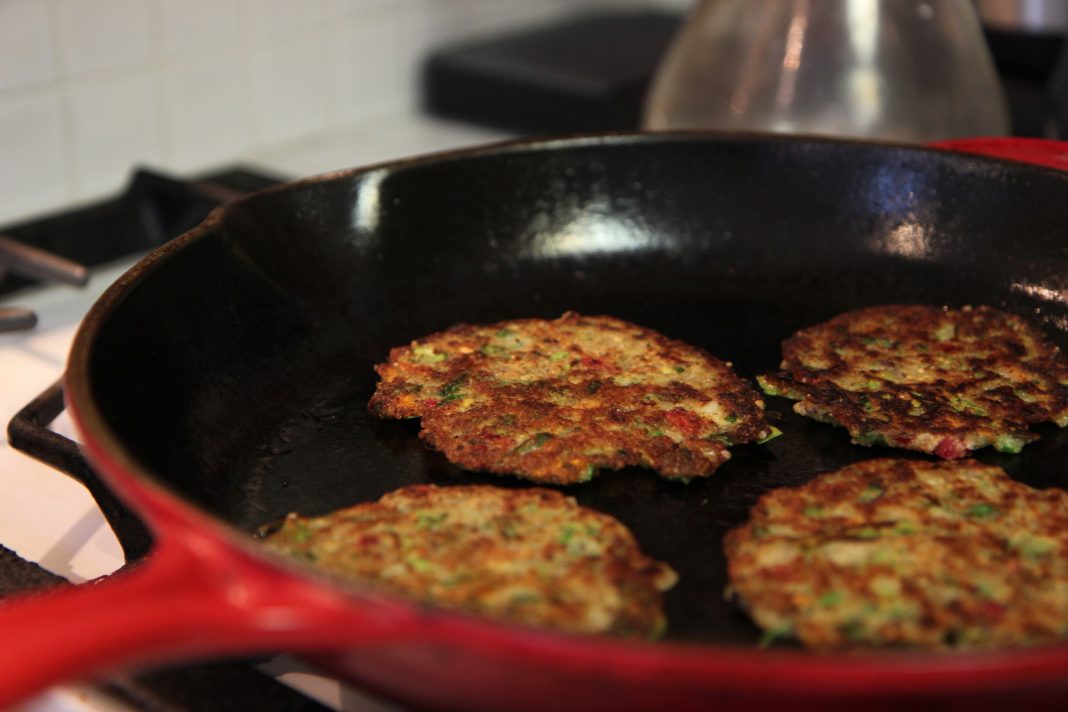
{"left": 4, "top": 133, "right": 1068, "bottom": 711}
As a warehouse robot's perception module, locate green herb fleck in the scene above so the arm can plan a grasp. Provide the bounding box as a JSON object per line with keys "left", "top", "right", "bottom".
{"left": 994, "top": 434, "right": 1027, "bottom": 454}
{"left": 412, "top": 344, "right": 446, "bottom": 363}
{"left": 407, "top": 557, "right": 431, "bottom": 572}
{"left": 817, "top": 590, "right": 843, "bottom": 608}
{"left": 950, "top": 395, "right": 988, "bottom": 416}
{"left": 858, "top": 483, "right": 884, "bottom": 503}
{"left": 1012, "top": 535, "right": 1056, "bottom": 559}
{"left": 803, "top": 506, "right": 823, "bottom": 517}
{"left": 508, "top": 591, "right": 541, "bottom": 605}
{"left": 416, "top": 512, "right": 448, "bottom": 529}
{"left": 549, "top": 351, "right": 569, "bottom": 361}
{"left": 496, "top": 328, "right": 514, "bottom": 338}
{"left": 934, "top": 323, "right": 955, "bottom": 342}
{"left": 855, "top": 526, "right": 880, "bottom": 539}
{"left": 869, "top": 577, "right": 901, "bottom": 598}
{"left": 558, "top": 524, "right": 578, "bottom": 545}
{"left": 854, "top": 432, "right": 888, "bottom": 448}
{"left": 966, "top": 503, "right": 998, "bottom": 519}
{"left": 758, "top": 623, "right": 793, "bottom": 648}
{"left": 724, "top": 413, "right": 738, "bottom": 424}
{"left": 674, "top": 365, "right": 686, "bottom": 373}
{"left": 755, "top": 375, "right": 780, "bottom": 396}
{"left": 757, "top": 426, "right": 783, "bottom": 445}
{"left": 514, "top": 432, "right": 553, "bottom": 454}
{"left": 292, "top": 521, "right": 310, "bottom": 543}
{"left": 894, "top": 520, "right": 917, "bottom": 535}
{"left": 578, "top": 463, "right": 596, "bottom": 481}
{"left": 837, "top": 619, "right": 867, "bottom": 641}
{"left": 438, "top": 374, "right": 467, "bottom": 398}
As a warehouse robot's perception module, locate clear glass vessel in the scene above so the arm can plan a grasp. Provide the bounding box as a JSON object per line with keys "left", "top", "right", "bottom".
{"left": 644, "top": 0, "right": 1011, "bottom": 142}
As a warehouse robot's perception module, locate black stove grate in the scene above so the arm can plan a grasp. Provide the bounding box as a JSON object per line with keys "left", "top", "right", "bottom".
{"left": 1, "top": 167, "right": 337, "bottom": 711}
{"left": 0, "top": 166, "right": 284, "bottom": 297}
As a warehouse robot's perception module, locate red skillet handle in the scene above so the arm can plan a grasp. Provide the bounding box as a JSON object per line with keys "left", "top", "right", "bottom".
{"left": 2, "top": 383, "right": 424, "bottom": 708}
{"left": 930, "top": 137, "right": 1068, "bottom": 172}
{"left": 0, "top": 525, "right": 403, "bottom": 708}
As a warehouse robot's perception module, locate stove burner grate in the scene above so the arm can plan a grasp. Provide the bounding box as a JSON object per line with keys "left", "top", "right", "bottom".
{"left": 0, "top": 166, "right": 283, "bottom": 332}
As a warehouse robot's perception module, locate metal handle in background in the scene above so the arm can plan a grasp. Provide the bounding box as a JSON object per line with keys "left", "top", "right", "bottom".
{"left": 0, "top": 306, "right": 37, "bottom": 333}
{"left": 6, "top": 380, "right": 152, "bottom": 562}
{"left": 0, "top": 233, "right": 88, "bottom": 287}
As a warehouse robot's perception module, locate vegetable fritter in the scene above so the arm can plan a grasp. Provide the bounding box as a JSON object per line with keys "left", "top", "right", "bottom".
{"left": 261, "top": 485, "right": 677, "bottom": 638}
{"left": 370, "top": 313, "right": 775, "bottom": 484}
{"left": 758, "top": 305, "right": 1068, "bottom": 458}
{"left": 725, "top": 458, "right": 1068, "bottom": 650}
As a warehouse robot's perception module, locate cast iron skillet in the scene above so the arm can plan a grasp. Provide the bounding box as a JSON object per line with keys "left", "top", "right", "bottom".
{"left": 3, "top": 133, "right": 1068, "bottom": 710}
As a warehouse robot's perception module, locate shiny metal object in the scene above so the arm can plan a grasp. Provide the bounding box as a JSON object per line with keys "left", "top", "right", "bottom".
{"left": 644, "top": 0, "right": 1011, "bottom": 142}
{"left": 0, "top": 233, "right": 88, "bottom": 332}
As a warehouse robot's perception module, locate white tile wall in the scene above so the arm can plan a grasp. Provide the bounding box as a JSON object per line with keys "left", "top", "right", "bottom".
{"left": 157, "top": 0, "right": 245, "bottom": 55}
{"left": 0, "top": 91, "right": 66, "bottom": 218}
{"left": 67, "top": 70, "right": 165, "bottom": 196}
{"left": 0, "top": 0, "right": 56, "bottom": 93}
{"left": 55, "top": 0, "right": 155, "bottom": 77}
{"left": 0, "top": 0, "right": 692, "bottom": 224}
{"left": 162, "top": 51, "right": 253, "bottom": 172}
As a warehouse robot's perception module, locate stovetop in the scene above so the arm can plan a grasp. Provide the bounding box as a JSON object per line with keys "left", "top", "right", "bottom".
{"left": 0, "top": 167, "right": 403, "bottom": 712}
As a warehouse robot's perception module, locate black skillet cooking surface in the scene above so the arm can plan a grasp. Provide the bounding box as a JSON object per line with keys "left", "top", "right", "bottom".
{"left": 83, "top": 133, "right": 1068, "bottom": 647}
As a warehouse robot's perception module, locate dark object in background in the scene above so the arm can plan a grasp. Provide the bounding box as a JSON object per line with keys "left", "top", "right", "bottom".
{"left": 422, "top": 10, "right": 681, "bottom": 134}
{"left": 0, "top": 167, "right": 283, "bottom": 299}
{"left": 1048, "top": 41, "right": 1068, "bottom": 139}
{"left": 983, "top": 28, "right": 1065, "bottom": 137}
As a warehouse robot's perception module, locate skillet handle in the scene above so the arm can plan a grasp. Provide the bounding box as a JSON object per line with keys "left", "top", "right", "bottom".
{"left": 0, "top": 528, "right": 404, "bottom": 709}
{"left": 6, "top": 380, "right": 153, "bottom": 561}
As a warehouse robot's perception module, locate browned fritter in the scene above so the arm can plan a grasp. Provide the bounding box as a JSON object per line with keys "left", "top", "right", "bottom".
{"left": 369, "top": 313, "right": 775, "bottom": 484}
{"left": 758, "top": 305, "right": 1068, "bottom": 458}
{"left": 260, "top": 485, "right": 677, "bottom": 638}
{"left": 725, "top": 458, "right": 1068, "bottom": 650}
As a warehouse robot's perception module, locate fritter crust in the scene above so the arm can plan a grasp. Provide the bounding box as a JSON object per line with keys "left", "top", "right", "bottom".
{"left": 370, "top": 313, "right": 774, "bottom": 484}
{"left": 261, "top": 485, "right": 677, "bottom": 638}
{"left": 758, "top": 305, "right": 1068, "bottom": 458}
{"left": 725, "top": 458, "right": 1068, "bottom": 650}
